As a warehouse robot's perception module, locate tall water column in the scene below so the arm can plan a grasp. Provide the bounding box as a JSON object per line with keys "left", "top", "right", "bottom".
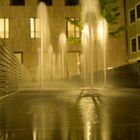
{"left": 81, "top": 0, "right": 108, "bottom": 89}
{"left": 58, "top": 32, "right": 67, "bottom": 81}
{"left": 38, "top": 2, "right": 51, "bottom": 88}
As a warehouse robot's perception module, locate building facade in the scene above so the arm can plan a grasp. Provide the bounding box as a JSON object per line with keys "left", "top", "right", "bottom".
{"left": 0, "top": 0, "right": 81, "bottom": 81}
{"left": 124, "top": 0, "right": 140, "bottom": 63}
{"left": 0, "top": 0, "right": 128, "bottom": 82}
{"left": 106, "top": 0, "right": 128, "bottom": 69}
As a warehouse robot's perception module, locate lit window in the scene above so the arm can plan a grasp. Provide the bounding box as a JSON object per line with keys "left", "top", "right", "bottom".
{"left": 30, "top": 18, "right": 40, "bottom": 38}
{"left": 131, "top": 38, "right": 137, "bottom": 52}
{"left": 38, "top": 0, "right": 52, "bottom": 6}
{"left": 136, "top": 4, "right": 140, "bottom": 19}
{"left": 0, "top": 18, "right": 9, "bottom": 39}
{"left": 66, "top": 17, "right": 80, "bottom": 38}
{"left": 65, "top": 0, "right": 79, "bottom": 6}
{"left": 138, "top": 35, "right": 140, "bottom": 50}
{"left": 129, "top": 9, "right": 135, "bottom": 23}
{"left": 10, "top": 0, "right": 25, "bottom": 6}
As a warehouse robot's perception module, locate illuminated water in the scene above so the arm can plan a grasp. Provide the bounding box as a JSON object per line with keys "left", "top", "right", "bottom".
{"left": 58, "top": 32, "right": 67, "bottom": 81}
{"left": 0, "top": 0, "right": 139, "bottom": 140}
{"left": 48, "top": 45, "right": 55, "bottom": 81}
{"left": 36, "top": 1, "right": 107, "bottom": 138}
{"left": 81, "top": 0, "right": 108, "bottom": 139}
{"left": 81, "top": 0, "right": 108, "bottom": 89}
{"left": 37, "top": 2, "right": 51, "bottom": 88}
{"left": 35, "top": 0, "right": 109, "bottom": 139}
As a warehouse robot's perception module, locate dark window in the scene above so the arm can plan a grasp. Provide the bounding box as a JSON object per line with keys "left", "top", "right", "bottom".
{"left": 136, "top": 4, "right": 140, "bottom": 19}
{"left": 10, "top": 0, "right": 25, "bottom": 5}
{"left": 131, "top": 38, "right": 137, "bottom": 52}
{"left": 130, "top": 9, "right": 135, "bottom": 23}
{"left": 138, "top": 36, "right": 140, "bottom": 50}
{"left": 13, "top": 52, "right": 23, "bottom": 63}
{"left": 65, "top": 0, "right": 79, "bottom": 6}
{"left": 38, "top": 0, "right": 52, "bottom": 6}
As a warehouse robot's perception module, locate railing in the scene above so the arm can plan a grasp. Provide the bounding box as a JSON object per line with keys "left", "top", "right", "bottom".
{"left": 94, "top": 62, "right": 140, "bottom": 88}
{"left": 105, "top": 62, "right": 140, "bottom": 88}
{"left": 0, "top": 39, "right": 29, "bottom": 95}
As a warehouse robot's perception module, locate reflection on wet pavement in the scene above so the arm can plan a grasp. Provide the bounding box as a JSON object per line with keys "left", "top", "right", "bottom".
{"left": 0, "top": 90, "right": 96, "bottom": 140}
{"left": 1, "top": 88, "right": 140, "bottom": 140}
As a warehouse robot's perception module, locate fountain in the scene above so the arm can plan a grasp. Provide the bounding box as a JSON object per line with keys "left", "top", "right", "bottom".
{"left": 36, "top": 0, "right": 108, "bottom": 139}
{"left": 48, "top": 45, "right": 55, "bottom": 81}
{"left": 97, "top": 18, "right": 108, "bottom": 86}
{"left": 80, "top": 0, "right": 109, "bottom": 139}
{"left": 81, "top": 0, "right": 108, "bottom": 89}
{"left": 58, "top": 32, "right": 67, "bottom": 81}
{"left": 0, "top": 0, "right": 136, "bottom": 140}
{"left": 37, "top": 2, "right": 51, "bottom": 88}
{"left": 37, "top": 3, "right": 69, "bottom": 88}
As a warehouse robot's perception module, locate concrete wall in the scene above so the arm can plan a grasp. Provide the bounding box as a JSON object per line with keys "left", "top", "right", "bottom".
{"left": 106, "top": 0, "right": 128, "bottom": 69}
{"left": 0, "top": 0, "right": 128, "bottom": 81}
{"left": 0, "top": 0, "right": 81, "bottom": 81}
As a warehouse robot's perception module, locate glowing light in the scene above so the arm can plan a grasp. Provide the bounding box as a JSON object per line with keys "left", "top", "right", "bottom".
{"left": 58, "top": 32, "right": 67, "bottom": 80}
{"left": 48, "top": 45, "right": 54, "bottom": 80}
{"left": 107, "top": 67, "right": 113, "bottom": 70}
{"left": 33, "top": 128, "right": 37, "bottom": 140}
{"left": 97, "top": 18, "right": 108, "bottom": 43}
{"left": 82, "top": 24, "right": 89, "bottom": 50}
{"left": 82, "top": 24, "right": 89, "bottom": 37}
{"left": 86, "top": 121, "right": 91, "bottom": 140}
{"left": 37, "top": 2, "right": 51, "bottom": 87}
{"left": 81, "top": 0, "right": 100, "bottom": 19}
{"left": 59, "top": 32, "right": 67, "bottom": 47}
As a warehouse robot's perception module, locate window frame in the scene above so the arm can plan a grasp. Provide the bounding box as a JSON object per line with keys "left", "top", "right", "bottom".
{"left": 66, "top": 17, "right": 81, "bottom": 39}
{"left": 0, "top": 18, "right": 9, "bottom": 39}
{"left": 10, "top": 0, "right": 25, "bottom": 6}
{"left": 13, "top": 51, "right": 23, "bottom": 63}
{"left": 129, "top": 8, "right": 136, "bottom": 24}
{"left": 130, "top": 37, "right": 137, "bottom": 53}
{"left": 65, "top": 0, "right": 79, "bottom": 6}
{"left": 29, "top": 17, "right": 40, "bottom": 39}
{"left": 38, "top": 0, "right": 52, "bottom": 6}
{"left": 136, "top": 3, "right": 140, "bottom": 20}
{"left": 136, "top": 34, "right": 140, "bottom": 51}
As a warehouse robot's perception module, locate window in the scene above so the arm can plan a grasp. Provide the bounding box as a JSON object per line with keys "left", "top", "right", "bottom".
{"left": 10, "top": 0, "right": 25, "bottom": 6}
{"left": 14, "top": 52, "right": 23, "bottom": 63}
{"left": 38, "top": 0, "right": 52, "bottom": 6}
{"left": 131, "top": 38, "right": 137, "bottom": 52}
{"left": 67, "top": 52, "right": 81, "bottom": 76}
{"left": 138, "top": 35, "right": 140, "bottom": 50}
{"left": 30, "top": 18, "right": 40, "bottom": 38}
{"left": 65, "top": 0, "right": 79, "bottom": 6}
{"left": 66, "top": 17, "right": 80, "bottom": 38}
{"left": 0, "top": 18, "right": 9, "bottom": 39}
{"left": 136, "top": 4, "right": 140, "bottom": 19}
{"left": 129, "top": 9, "right": 135, "bottom": 24}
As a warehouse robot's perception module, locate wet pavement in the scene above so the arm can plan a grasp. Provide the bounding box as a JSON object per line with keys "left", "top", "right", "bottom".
{"left": 0, "top": 88, "right": 140, "bottom": 140}
{"left": 96, "top": 88, "right": 140, "bottom": 140}
{"left": 0, "top": 90, "right": 85, "bottom": 140}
